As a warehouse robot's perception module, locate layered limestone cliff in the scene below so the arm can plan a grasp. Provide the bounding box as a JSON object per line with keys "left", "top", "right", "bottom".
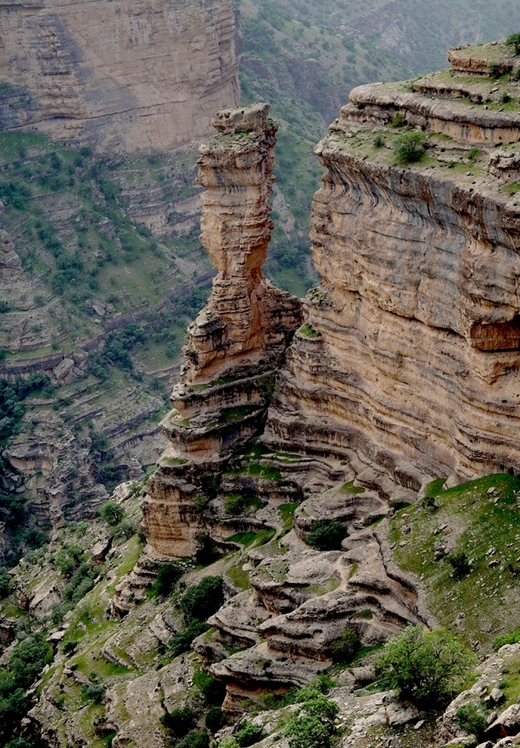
{"left": 0, "top": 0, "right": 240, "bottom": 151}
{"left": 141, "top": 103, "right": 302, "bottom": 558}
{"left": 266, "top": 40, "right": 520, "bottom": 489}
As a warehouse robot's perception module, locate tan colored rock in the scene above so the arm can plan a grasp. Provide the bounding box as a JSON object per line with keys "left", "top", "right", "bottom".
{"left": 0, "top": 0, "right": 240, "bottom": 152}
{"left": 142, "top": 105, "right": 302, "bottom": 558}
{"left": 265, "top": 55, "right": 520, "bottom": 486}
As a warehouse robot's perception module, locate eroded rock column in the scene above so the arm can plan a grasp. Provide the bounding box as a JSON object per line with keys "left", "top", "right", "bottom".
{"left": 141, "top": 104, "right": 302, "bottom": 557}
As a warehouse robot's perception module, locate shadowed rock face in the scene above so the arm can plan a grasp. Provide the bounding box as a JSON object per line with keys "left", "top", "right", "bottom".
{"left": 0, "top": 0, "right": 240, "bottom": 152}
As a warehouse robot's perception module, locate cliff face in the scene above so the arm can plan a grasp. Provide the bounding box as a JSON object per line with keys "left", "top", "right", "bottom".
{"left": 266, "top": 41, "right": 520, "bottom": 489}
{"left": 137, "top": 42, "right": 520, "bottom": 712}
{"left": 0, "top": 0, "right": 240, "bottom": 151}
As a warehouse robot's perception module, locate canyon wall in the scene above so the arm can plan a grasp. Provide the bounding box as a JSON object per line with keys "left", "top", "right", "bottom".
{"left": 266, "top": 41, "right": 520, "bottom": 489}
{"left": 0, "top": 0, "right": 240, "bottom": 152}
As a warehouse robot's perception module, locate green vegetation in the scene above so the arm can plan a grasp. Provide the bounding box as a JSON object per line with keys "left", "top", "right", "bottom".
{"left": 493, "top": 629, "right": 520, "bottom": 651}
{"left": 205, "top": 706, "right": 227, "bottom": 733}
{"left": 0, "top": 566, "right": 12, "bottom": 597}
{"left": 375, "top": 626, "right": 475, "bottom": 707}
{"left": 161, "top": 705, "right": 196, "bottom": 737}
{"left": 506, "top": 32, "right": 520, "bottom": 55}
{"left": 284, "top": 677, "right": 339, "bottom": 748}
{"left": 390, "top": 473, "right": 520, "bottom": 650}
{"left": 456, "top": 703, "right": 486, "bottom": 741}
{"left": 0, "top": 375, "right": 52, "bottom": 442}
{"left": 99, "top": 501, "right": 125, "bottom": 526}
{"left": 329, "top": 629, "right": 361, "bottom": 663}
{"left": 180, "top": 576, "right": 224, "bottom": 621}
{"left": 235, "top": 719, "right": 263, "bottom": 747}
{"left": 151, "top": 562, "right": 183, "bottom": 597}
{"left": 393, "top": 132, "right": 427, "bottom": 163}
{"left": 307, "top": 519, "right": 345, "bottom": 551}
{"left": 169, "top": 620, "right": 208, "bottom": 658}
{"left": 298, "top": 324, "right": 320, "bottom": 339}
{"left": 0, "top": 634, "right": 53, "bottom": 744}
{"left": 224, "top": 494, "right": 263, "bottom": 515}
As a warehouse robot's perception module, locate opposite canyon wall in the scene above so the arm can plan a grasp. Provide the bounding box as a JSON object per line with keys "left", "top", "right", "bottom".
{"left": 0, "top": 0, "right": 240, "bottom": 152}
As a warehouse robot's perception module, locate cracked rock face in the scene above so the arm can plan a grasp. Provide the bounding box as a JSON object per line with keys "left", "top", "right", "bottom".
{"left": 0, "top": 0, "right": 240, "bottom": 152}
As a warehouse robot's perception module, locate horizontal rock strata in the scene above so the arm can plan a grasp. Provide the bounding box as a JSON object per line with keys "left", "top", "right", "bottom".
{"left": 266, "top": 41, "right": 520, "bottom": 486}
{"left": 142, "top": 104, "right": 302, "bottom": 558}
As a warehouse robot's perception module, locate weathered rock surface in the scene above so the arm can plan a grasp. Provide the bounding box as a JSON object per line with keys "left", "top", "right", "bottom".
{"left": 142, "top": 104, "right": 302, "bottom": 557}
{"left": 0, "top": 0, "right": 240, "bottom": 152}
{"left": 265, "top": 41, "right": 520, "bottom": 488}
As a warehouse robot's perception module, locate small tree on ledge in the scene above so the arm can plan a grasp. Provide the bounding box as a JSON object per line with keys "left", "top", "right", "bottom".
{"left": 506, "top": 32, "right": 520, "bottom": 55}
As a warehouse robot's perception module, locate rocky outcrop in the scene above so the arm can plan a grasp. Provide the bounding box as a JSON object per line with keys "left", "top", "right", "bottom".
{"left": 141, "top": 104, "right": 302, "bottom": 557}
{"left": 0, "top": 0, "right": 240, "bottom": 152}
{"left": 265, "top": 40, "right": 520, "bottom": 488}
{"left": 0, "top": 230, "right": 21, "bottom": 280}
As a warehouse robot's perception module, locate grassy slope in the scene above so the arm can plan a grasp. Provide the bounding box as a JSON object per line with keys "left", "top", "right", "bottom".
{"left": 391, "top": 474, "right": 520, "bottom": 653}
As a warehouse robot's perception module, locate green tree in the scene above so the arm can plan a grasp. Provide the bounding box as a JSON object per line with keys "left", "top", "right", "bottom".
{"left": 100, "top": 501, "right": 124, "bottom": 526}
{"left": 180, "top": 576, "right": 223, "bottom": 622}
{"left": 375, "top": 626, "right": 475, "bottom": 707}
{"left": 507, "top": 32, "right": 520, "bottom": 55}
{"left": 393, "top": 132, "right": 427, "bottom": 164}
{"left": 307, "top": 520, "right": 345, "bottom": 551}
{"left": 0, "top": 567, "right": 12, "bottom": 598}
{"left": 284, "top": 692, "right": 339, "bottom": 748}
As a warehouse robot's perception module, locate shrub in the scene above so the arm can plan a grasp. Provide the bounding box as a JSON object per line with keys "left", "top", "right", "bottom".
{"left": 0, "top": 567, "right": 12, "bottom": 598}
{"left": 235, "top": 719, "right": 263, "bottom": 747}
{"left": 113, "top": 521, "right": 136, "bottom": 541}
{"left": 152, "top": 562, "right": 183, "bottom": 597}
{"left": 284, "top": 692, "right": 339, "bottom": 748}
{"left": 393, "top": 132, "right": 427, "bottom": 164}
{"left": 507, "top": 32, "right": 520, "bottom": 55}
{"left": 307, "top": 520, "right": 345, "bottom": 551}
{"left": 180, "top": 576, "right": 223, "bottom": 622}
{"left": 81, "top": 683, "right": 105, "bottom": 703}
{"left": 330, "top": 629, "right": 361, "bottom": 663}
{"left": 493, "top": 629, "right": 520, "bottom": 651}
{"left": 100, "top": 501, "right": 124, "bottom": 526}
{"left": 176, "top": 730, "right": 209, "bottom": 748}
{"left": 10, "top": 634, "right": 53, "bottom": 690}
{"left": 205, "top": 706, "right": 227, "bottom": 732}
{"left": 456, "top": 704, "right": 486, "bottom": 740}
{"left": 391, "top": 112, "right": 406, "bottom": 127}
{"left": 447, "top": 551, "right": 471, "bottom": 579}
{"left": 373, "top": 133, "right": 385, "bottom": 148}
{"left": 63, "top": 561, "right": 98, "bottom": 604}
{"left": 161, "top": 705, "right": 196, "bottom": 736}
{"left": 489, "top": 62, "right": 502, "bottom": 78}
{"left": 218, "top": 740, "right": 239, "bottom": 748}
{"left": 169, "top": 620, "right": 208, "bottom": 657}
{"left": 468, "top": 148, "right": 481, "bottom": 161}
{"left": 194, "top": 669, "right": 226, "bottom": 705}
{"left": 375, "top": 626, "right": 476, "bottom": 707}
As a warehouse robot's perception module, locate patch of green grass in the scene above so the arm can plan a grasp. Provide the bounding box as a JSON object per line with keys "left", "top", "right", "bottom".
{"left": 279, "top": 502, "right": 301, "bottom": 533}
{"left": 298, "top": 324, "right": 320, "bottom": 339}
{"left": 391, "top": 473, "right": 520, "bottom": 652}
{"left": 340, "top": 480, "right": 366, "bottom": 495}
{"left": 226, "top": 563, "right": 252, "bottom": 590}
{"left": 304, "top": 578, "right": 340, "bottom": 595}
{"left": 219, "top": 404, "right": 260, "bottom": 423}
{"left": 228, "top": 528, "right": 276, "bottom": 548}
